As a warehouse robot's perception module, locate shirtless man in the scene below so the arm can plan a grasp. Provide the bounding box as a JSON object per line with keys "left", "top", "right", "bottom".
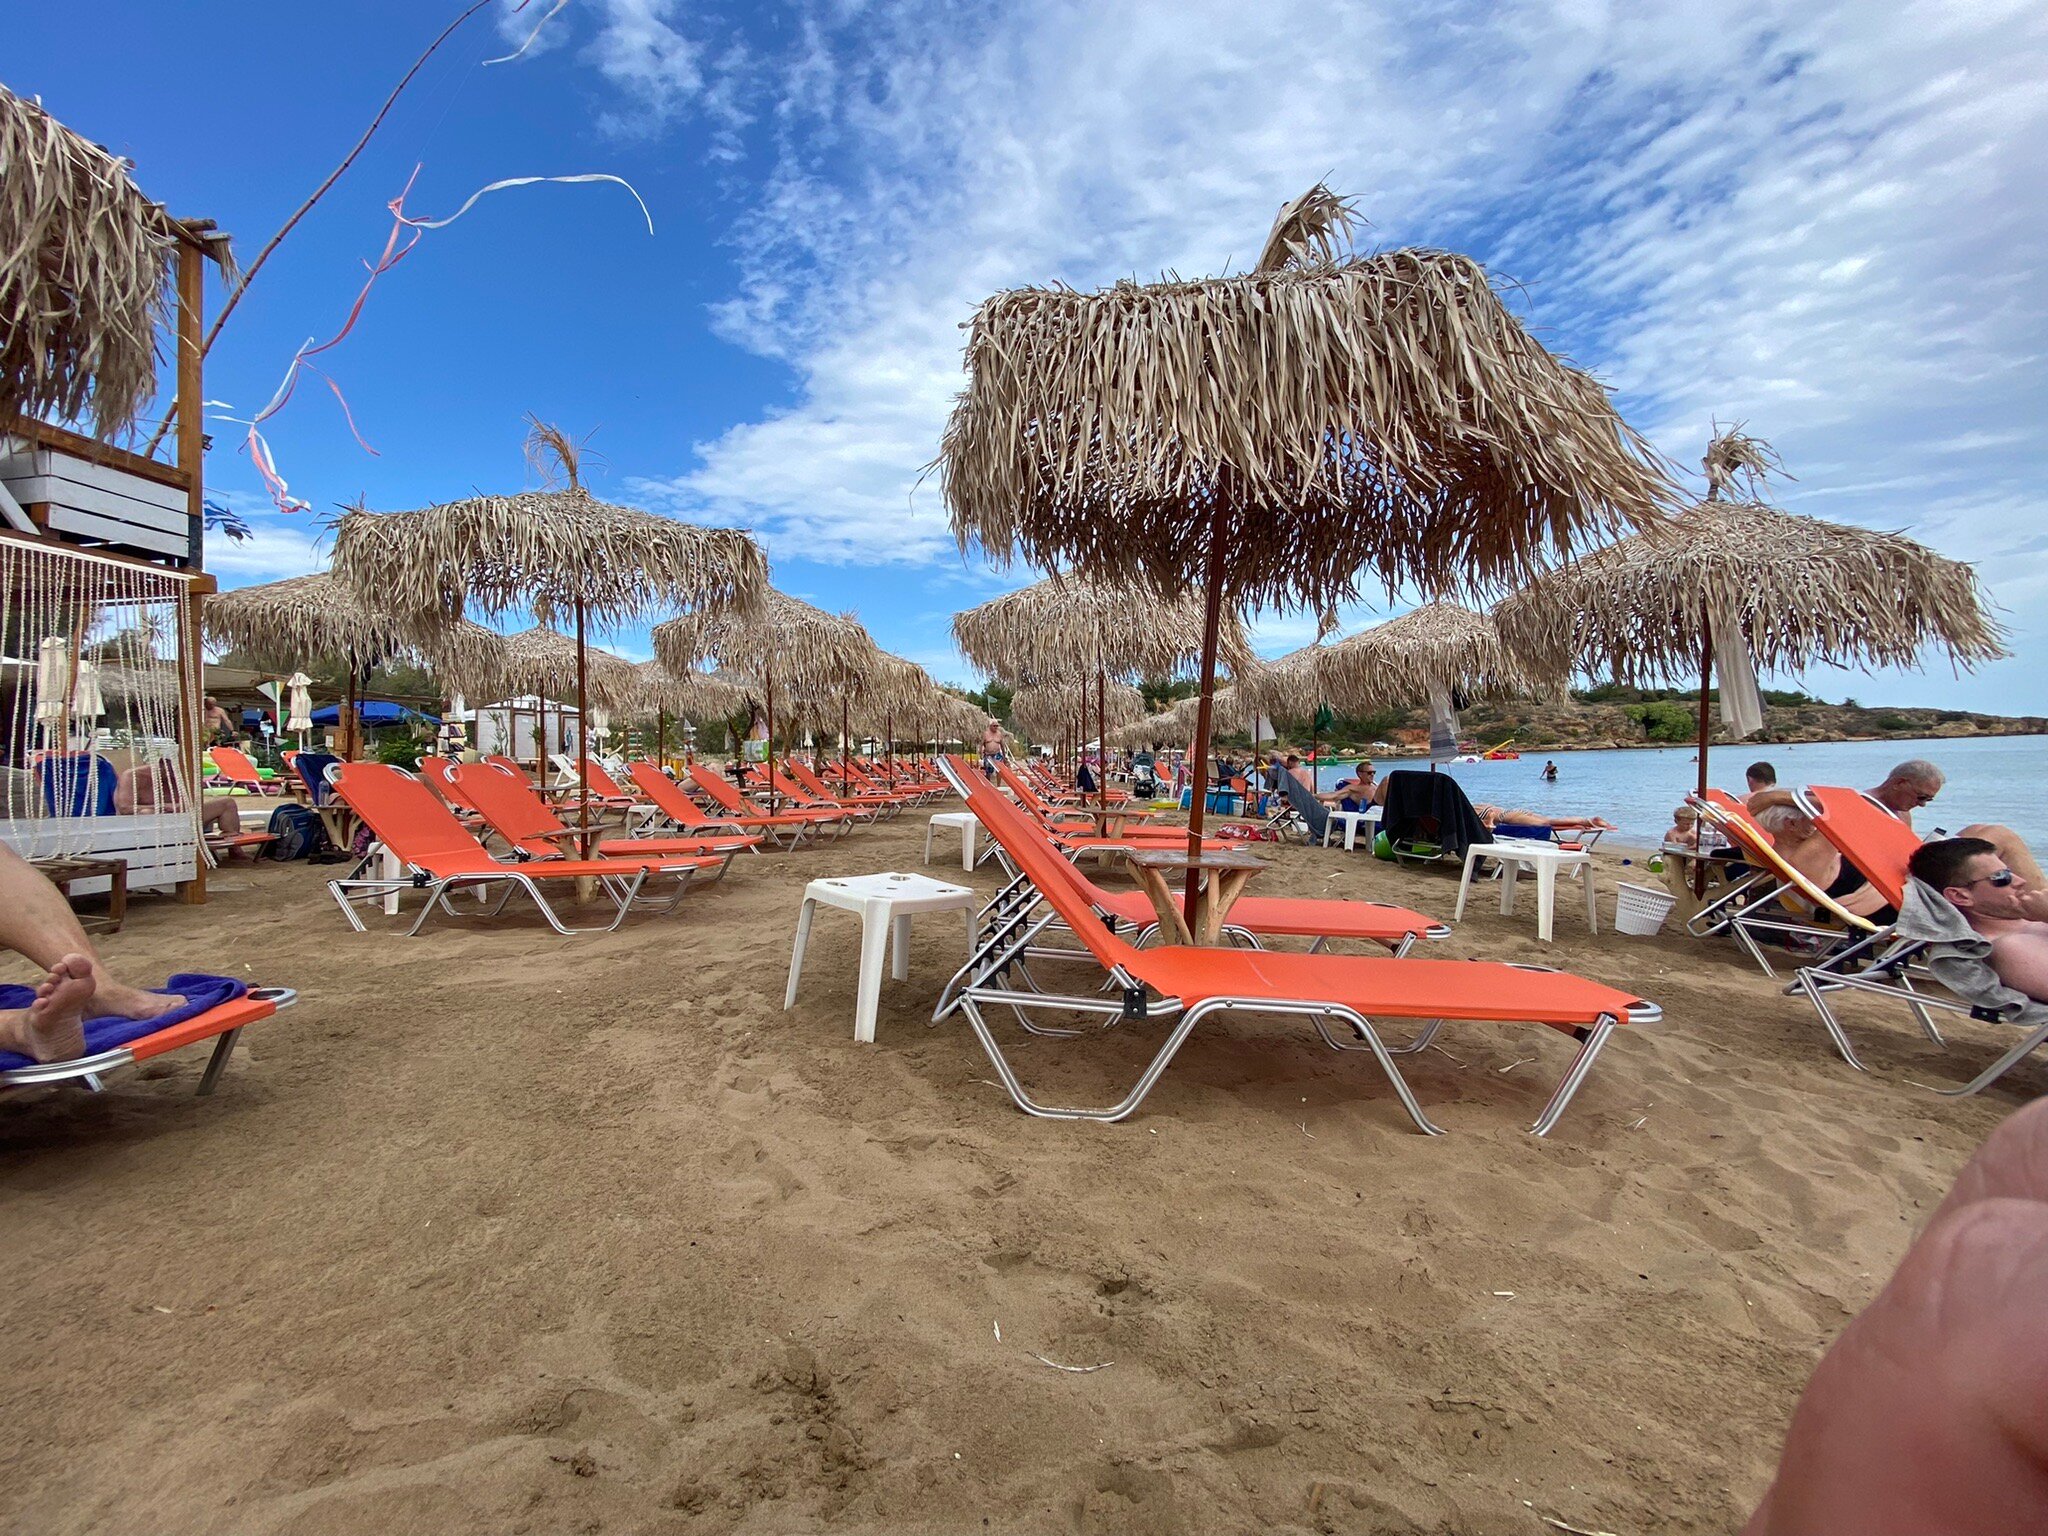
{"left": 1755, "top": 758, "right": 2043, "bottom": 886}
{"left": 0, "top": 844, "right": 182, "bottom": 1063}
{"left": 1756, "top": 803, "right": 1897, "bottom": 922}
{"left": 1906, "top": 837, "right": 2048, "bottom": 1001}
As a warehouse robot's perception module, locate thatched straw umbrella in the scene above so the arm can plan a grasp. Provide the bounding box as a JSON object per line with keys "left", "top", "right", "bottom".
{"left": 1315, "top": 601, "right": 1547, "bottom": 762}
{"left": 0, "top": 85, "right": 233, "bottom": 435}
{"left": 941, "top": 183, "right": 1675, "bottom": 912}
{"left": 332, "top": 424, "right": 767, "bottom": 850}
{"left": 1235, "top": 635, "right": 1341, "bottom": 771}
{"left": 633, "top": 661, "right": 747, "bottom": 768}
{"left": 488, "top": 626, "right": 639, "bottom": 775}
{"left": 652, "top": 587, "right": 872, "bottom": 813}
{"left": 203, "top": 572, "right": 507, "bottom": 760}
{"left": 954, "top": 576, "right": 1250, "bottom": 821}
{"left": 1495, "top": 427, "right": 2008, "bottom": 860}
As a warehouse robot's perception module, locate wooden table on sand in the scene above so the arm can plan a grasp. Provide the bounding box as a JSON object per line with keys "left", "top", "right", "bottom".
{"left": 1124, "top": 846, "right": 1268, "bottom": 946}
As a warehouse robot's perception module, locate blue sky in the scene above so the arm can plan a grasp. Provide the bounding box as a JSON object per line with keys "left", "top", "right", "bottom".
{"left": 16, "top": 0, "right": 2048, "bottom": 709}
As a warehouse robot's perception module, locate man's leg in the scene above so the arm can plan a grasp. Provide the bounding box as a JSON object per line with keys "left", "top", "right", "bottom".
{"left": 202, "top": 797, "right": 242, "bottom": 836}
{"left": 1745, "top": 1100, "right": 2048, "bottom": 1533}
{"left": 1960, "top": 824, "right": 2045, "bottom": 888}
{"left": 0, "top": 844, "right": 178, "bottom": 1022}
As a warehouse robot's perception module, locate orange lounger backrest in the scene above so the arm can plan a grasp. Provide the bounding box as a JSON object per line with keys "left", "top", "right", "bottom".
{"left": 690, "top": 768, "right": 747, "bottom": 811}
{"left": 211, "top": 745, "right": 261, "bottom": 782}
{"left": 630, "top": 761, "right": 707, "bottom": 824}
{"left": 334, "top": 763, "right": 491, "bottom": 871}
{"left": 454, "top": 763, "right": 569, "bottom": 852}
{"left": 579, "top": 759, "right": 632, "bottom": 799}
{"left": 1803, "top": 785, "right": 1918, "bottom": 911}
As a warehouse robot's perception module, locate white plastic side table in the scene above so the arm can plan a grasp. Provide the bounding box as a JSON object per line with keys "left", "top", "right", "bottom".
{"left": 1454, "top": 842, "right": 1597, "bottom": 943}
{"left": 1322, "top": 807, "right": 1380, "bottom": 850}
{"left": 923, "top": 810, "right": 980, "bottom": 870}
{"left": 785, "top": 872, "right": 979, "bottom": 1042}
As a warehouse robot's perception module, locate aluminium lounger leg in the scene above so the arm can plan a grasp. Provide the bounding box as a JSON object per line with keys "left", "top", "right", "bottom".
{"left": 195, "top": 1027, "right": 243, "bottom": 1096}
{"left": 1930, "top": 1019, "right": 2048, "bottom": 1098}
{"left": 1793, "top": 968, "right": 1870, "bottom": 1071}
{"left": 1529, "top": 1019, "right": 1617, "bottom": 1137}
{"left": 957, "top": 991, "right": 1204, "bottom": 1123}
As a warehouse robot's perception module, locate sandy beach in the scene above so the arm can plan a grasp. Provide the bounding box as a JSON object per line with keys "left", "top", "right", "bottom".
{"left": 1, "top": 805, "right": 2026, "bottom": 1535}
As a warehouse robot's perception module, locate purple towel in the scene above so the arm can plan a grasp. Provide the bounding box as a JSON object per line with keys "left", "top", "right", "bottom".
{"left": 0, "top": 973, "right": 247, "bottom": 1072}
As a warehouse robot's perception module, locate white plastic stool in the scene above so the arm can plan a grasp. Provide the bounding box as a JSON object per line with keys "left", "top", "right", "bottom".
{"left": 1321, "top": 806, "right": 1380, "bottom": 850}
{"left": 924, "top": 810, "right": 980, "bottom": 870}
{"left": 785, "top": 873, "right": 979, "bottom": 1042}
{"left": 1453, "top": 841, "right": 1597, "bottom": 943}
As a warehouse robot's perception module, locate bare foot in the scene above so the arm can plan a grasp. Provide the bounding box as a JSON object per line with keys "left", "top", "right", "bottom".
{"left": 0, "top": 954, "right": 96, "bottom": 1063}
{"left": 88, "top": 973, "right": 183, "bottom": 1022}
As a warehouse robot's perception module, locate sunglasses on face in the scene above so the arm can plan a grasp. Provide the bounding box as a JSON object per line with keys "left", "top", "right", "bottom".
{"left": 1964, "top": 869, "right": 2018, "bottom": 889}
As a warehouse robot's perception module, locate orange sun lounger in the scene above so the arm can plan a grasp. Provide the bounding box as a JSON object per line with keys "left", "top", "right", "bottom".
{"left": 2, "top": 986, "right": 296, "bottom": 1097}
{"left": 690, "top": 766, "right": 856, "bottom": 840}
{"left": 452, "top": 762, "right": 756, "bottom": 877}
{"left": 328, "top": 763, "right": 708, "bottom": 936}
{"left": 935, "top": 757, "right": 1657, "bottom": 1134}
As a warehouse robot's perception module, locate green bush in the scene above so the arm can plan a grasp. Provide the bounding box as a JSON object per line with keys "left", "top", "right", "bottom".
{"left": 1624, "top": 700, "right": 1698, "bottom": 743}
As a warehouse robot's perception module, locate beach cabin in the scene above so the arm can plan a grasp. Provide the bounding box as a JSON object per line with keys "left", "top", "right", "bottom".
{"left": 0, "top": 86, "right": 233, "bottom": 902}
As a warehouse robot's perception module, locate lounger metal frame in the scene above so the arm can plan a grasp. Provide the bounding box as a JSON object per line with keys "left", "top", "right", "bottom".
{"left": 928, "top": 760, "right": 1658, "bottom": 1134}
{"left": 1, "top": 988, "right": 298, "bottom": 1096}
{"left": 326, "top": 859, "right": 688, "bottom": 937}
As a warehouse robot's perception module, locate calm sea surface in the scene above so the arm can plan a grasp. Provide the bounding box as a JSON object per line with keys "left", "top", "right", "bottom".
{"left": 1312, "top": 735, "right": 2048, "bottom": 850}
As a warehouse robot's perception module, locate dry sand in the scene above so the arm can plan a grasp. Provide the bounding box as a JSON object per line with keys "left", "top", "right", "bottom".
{"left": 0, "top": 800, "right": 2029, "bottom": 1534}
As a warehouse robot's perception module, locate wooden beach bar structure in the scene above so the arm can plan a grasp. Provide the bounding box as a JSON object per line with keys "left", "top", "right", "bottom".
{"left": 1, "top": 85, "right": 235, "bottom": 901}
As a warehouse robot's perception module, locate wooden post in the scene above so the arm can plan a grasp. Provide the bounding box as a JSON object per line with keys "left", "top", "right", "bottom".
{"left": 1182, "top": 506, "right": 1231, "bottom": 918}
{"left": 1096, "top": 662, "right": 1109, "bottom": 830}
{"left": 574, "top": 592, "right": 592, "bottom": 857}
{"left": 173, "top": 241, "right": 209, "bottom": 901}
{"left": 764, "top": 672, "right": 778, "bottom": 813}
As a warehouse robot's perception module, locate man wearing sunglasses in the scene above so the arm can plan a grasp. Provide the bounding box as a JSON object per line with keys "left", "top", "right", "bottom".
{"left": 1908, "top": 836, "right": 2048, "bottom": 1003}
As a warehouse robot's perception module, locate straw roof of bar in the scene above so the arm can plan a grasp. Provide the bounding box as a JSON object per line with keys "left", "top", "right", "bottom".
{"left": 940, "top": 183, "right": 1677, "bottom": 611}
{"left": 953, "top": 576, "right": 1252, "bottom": 684}
{"left": 1316, "top": 601, "right": 1546, "bottom": 712}
{"left": 652, "top": 587, "right": 873, "bottom": 699}
{"left": 1010, "top": 679, "right": 1144, "bottom": 741}
{"left": 329, "top": 428, "right": 768, "bottom": 631}
{"left": 496, "top": 625, "right": 639, "bottom": 711}
{"left": 0, "top": 86, "right": 233, "bottom": 436}
{"left": 1493, "top": 430, "right": 2009, "bottom": 685}
{"left": 202, "top": 572, "right": 508, "bottom": 692}
{"left": 632, "top": 660, "right": 748, "bottom": 721}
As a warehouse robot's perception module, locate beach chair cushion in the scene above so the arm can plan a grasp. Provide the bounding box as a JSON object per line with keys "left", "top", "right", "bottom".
{"left": 0, "top": 973, "right": 247, "bottom": 1071}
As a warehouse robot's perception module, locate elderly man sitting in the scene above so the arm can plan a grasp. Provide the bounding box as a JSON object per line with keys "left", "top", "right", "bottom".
{"left": 1906, "top": 837, "right": 2048, "bottom": 1003}
{"left": 1757, "top": 757, "right": 2042, "bottom": 894}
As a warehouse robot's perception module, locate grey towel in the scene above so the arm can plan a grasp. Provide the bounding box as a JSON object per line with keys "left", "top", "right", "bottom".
{"left": 1278, "top": 771, "right": 1330, "bottom": 843}
{"left": 1894, "top": 877, "right": 2048, "bottom": 1025}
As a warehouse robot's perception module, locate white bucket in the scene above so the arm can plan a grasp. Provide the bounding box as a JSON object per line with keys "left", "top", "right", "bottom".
{"left": 1613, "top": 881, "right": 1677, "bottom": 936}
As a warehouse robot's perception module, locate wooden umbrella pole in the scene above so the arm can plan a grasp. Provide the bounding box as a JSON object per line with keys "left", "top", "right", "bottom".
{"left": 1183, "top": 505, "right": 1231, "bottom": 919}
{"left": 841, "top": 696, "right": 850, "bottom": 785}
{"left": 656, "top": 709, "right": 666, "bottom": 773}
{"left": 765, "top": 672, "right": 778, "bottom": 814}
{"left": 344, "top": 656, "right": 360, "bottom": 762}
{"left": 1096, "top": 661, "right": 1109, "bottom": 828}
{"left": 574, "top": 592, "right": 592, "bottom": 858}
{"left": 1694, "top": 616, "right": 1713, "bottom": 898}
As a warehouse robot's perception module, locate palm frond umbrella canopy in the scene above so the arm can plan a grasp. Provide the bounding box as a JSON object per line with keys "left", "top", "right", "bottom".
{"left": 1010, "top": 678, "right": 1143, "bottom": 745}
{"left": 203, "top": 572, "right": 508, "bottom": 760}
{"left": 1234, "top": 638, "right": 1343, "bottom": 768}
{"left": 940, "top": 183, "right": 1676, "bottom": 903}
{"left": 331, "top": 423, "right": 768, "bottom": 849}
{"left": 955, "top": 575, "right": 1253, "bottom": 815}
{"left": 0, "top": 84, "right": 234, "bottom": 435}
{"left": 653, "top": 587, "right": 874, "bottom": 812}
{"left": 1316, "top": 601, "right": 1551, "bottom": 762}
{"left": 1494, "top": 427, "right": 2007, "bottom": 841}
{"left": 629, "top": 659, "right": 743, "bottom": 767}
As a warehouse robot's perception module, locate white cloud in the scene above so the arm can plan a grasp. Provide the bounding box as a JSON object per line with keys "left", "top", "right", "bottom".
{"left": 205, "top": 517, "right": 328, "bottom": 584}
{"left": 575, "top": 0, "right": 2048, "bottom": 707}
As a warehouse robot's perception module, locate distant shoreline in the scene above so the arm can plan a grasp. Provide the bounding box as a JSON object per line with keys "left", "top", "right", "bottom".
{"left": 1310, "top": 729, "right": 2048, "bottom": 762}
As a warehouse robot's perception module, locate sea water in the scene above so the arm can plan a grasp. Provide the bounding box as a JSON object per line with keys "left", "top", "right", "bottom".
{"left": 1312, "top": 734, "right": 2046, "bottom": 850}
